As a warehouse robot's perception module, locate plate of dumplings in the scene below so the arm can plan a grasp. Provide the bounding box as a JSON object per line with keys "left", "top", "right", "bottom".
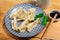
{"left": 4, "top": 3, "right": 46, "bottom": 37}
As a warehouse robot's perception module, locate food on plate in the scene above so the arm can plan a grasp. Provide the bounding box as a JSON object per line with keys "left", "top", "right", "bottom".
{"left": 11, "top": 16, "right": 18, "bottom": 31}
{"left": 27, "top": 8, "right": 35, "bottom": 21}
{"left": 26, "top": 18, "right": 40, "bottom": 32}
{"left": 18, "top": 18, "right": 29, "bottom": 32}
{"left": 10, "top": 8, "right": 35, "bottom": 21}
{"left": 10, "top": 7, "right": 40, "bottom": 32}
{"left": 10, "top": 7, "right": 27, "bottom": 20}
{"left": 42, "top": 15, "right": 48, "bottom": 25}
{"left": 34, "top": 13, "right": 44, "bottom": 20}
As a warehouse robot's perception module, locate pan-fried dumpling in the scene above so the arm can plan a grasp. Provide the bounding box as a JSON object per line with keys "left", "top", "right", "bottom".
{"left": 11, "top": 16, "right": 18, "bottom": 31}
{"left": 10, "top": 7, "right": 25, "bottom": 20}
{"left": 28, "top": 8, "right": 36, "bottom": 14}
{"left": 16, "top": 8, "right": 28, "bottom": 20}
{"left": 18, "top": 8, "right": 36, "bottom": 21}
{"left": 28, "top": 13, "right": 35, "bottom": 21}
{"left": 10, "top": 7, "right": 28, "bottom": 20}
{"left": 25, "top": 8, "right": 36, "bottom": 15}
{"left": 26, "top": 18, "right": 40, "bottom": 32}
{"left": 18, "top": 18, "right": 29, "bottom": 32}
{"left": 27, "top": 8, "right": 36, "bottom": 21}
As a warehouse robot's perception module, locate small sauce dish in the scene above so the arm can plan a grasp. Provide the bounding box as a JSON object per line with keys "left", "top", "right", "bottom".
{"left": 49, "top": 10, "right": 60, "bottom": 21}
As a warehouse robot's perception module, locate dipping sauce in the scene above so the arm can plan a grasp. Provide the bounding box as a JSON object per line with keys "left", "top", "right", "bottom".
{"left": 50, "top": 10, "right": 60, "bottom": 19}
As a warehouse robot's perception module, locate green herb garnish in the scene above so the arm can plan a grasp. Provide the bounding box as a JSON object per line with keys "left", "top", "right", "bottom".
{"left": 34, "top": 12, "right": 48, "bottom": 26}
{"left": 42, "top": 16, "right": 48, "bottom": 26}
{"left": 34, "top": 13, "right": 44, "bottom": 20}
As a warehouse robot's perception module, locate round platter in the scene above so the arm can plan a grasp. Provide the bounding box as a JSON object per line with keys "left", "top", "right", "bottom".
{"left": 4, "top": 3, "right": 46, "bottom": 37}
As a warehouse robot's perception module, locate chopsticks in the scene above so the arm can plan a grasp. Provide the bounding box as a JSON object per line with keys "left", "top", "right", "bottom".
{"left": 40, "top": 14, "right": 58, "bottom": 40}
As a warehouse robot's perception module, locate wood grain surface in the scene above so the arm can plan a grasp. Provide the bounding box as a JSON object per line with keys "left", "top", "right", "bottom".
{"left": 0, "top": 0, "right": 60, "bottom": 40}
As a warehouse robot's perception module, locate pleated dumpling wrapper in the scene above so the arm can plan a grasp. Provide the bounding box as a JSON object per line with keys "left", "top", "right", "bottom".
{"left": 26, "top": 18, "right": 40, "bottom": 32}
{"left": 11, "top": 16, "right": 18, "bottom": 31}
{"left": 10, "top": 7, "right": 28, "bottom": 20}
{"left": 27, "top": 8, "right": 36, "bottom": 21}
{"left": 18, "top": 18, "right": 29, "bottom": 32}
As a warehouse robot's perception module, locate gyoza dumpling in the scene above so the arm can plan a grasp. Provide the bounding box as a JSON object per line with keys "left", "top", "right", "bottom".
{"left": 10, "top": 7, "right": 28, "bottom": 20}
{"left": 28, "top": 8, "right": 36, "bottom": 14}
{"left": 28, "top": 13, "right": 35, "bottom": 21}
{"left": 18, "top": 18, "right": 29, "bottom": 32}
{"left": 17, "top": 8, "right": 28, "bottom": 20}
{"left": 10, "top": 7, "right": 24, "bottom": 19}
{"left": 27, "top": 8, "right": 36, "bottom": 21}
{"left": 11, "top": 16, "right": 18, "bottom": 31}
{"left": 25, "top": 8, "right": 36, "bottom": 15}
{"left": 18, "top": 8, "right": 36, "bottom": 21}
{"left": 26, "top": 18, "right": 40, "bottom": 32}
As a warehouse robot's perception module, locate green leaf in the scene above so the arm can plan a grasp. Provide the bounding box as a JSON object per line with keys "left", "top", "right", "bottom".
{"left": 42, "top": 18, "right": 47, "bottom": 25}
{"left": 34, "top": 13, "right": 44, "bottom": 20}
{"left": 42, "top": 16, "right": 48, "bottom": 26}
{"left": 34, "top": 15, "right": 39, "bottom": 20}
{"left": 38, "top": 13, "right": 44, "bottom": 17}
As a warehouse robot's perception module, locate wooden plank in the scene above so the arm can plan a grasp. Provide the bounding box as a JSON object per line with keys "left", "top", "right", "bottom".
{"left": 0, "top": 0, "right": 60, "bottom": 40}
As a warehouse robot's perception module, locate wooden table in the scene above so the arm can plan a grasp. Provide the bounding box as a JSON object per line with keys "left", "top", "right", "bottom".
{"left": 0, "top": 0, "right": 60, "bottom": 40}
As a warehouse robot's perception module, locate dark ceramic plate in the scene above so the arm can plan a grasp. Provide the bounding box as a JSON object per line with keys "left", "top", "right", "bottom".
{"left": 4, "top": 3, "right": 46, "bottom": 37}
